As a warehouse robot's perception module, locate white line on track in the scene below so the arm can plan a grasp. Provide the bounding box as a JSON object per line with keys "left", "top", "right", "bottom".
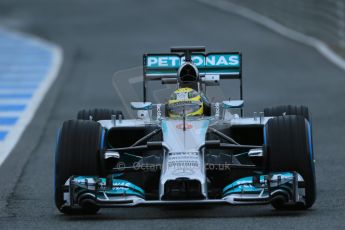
{"left": 196, "top": 0, "right": 345, "bottom": 72}
{"left": 0, "top": 125, "right": 12, "bottom": 132}
{"left": 0, "top": 99, "right": 29, "bottom": 104}
{"left": 0, "top": 28, "right": 63, "bottom": 166}
{"left": 0, "top": 111, "right": 22, "bottom": 116}
{"left": 0, "top": 126, "right": 13, "bottom": 131}
{"left": 0, "top": 89, "right": 35, "bottom": 94}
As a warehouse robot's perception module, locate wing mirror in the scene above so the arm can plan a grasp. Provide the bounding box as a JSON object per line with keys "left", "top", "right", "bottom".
{"left": 222, "top": 100, "right": 244, "bottom": 109}
{"left": 130, "top": 102, "right": 153, "bottom": 110}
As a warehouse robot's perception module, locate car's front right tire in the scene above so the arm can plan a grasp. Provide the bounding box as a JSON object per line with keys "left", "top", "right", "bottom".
{"left": 77, "top": 108, "right": 124, "bottom": 121}
{"left": 55, "top": 120, "right": 104, "bottom": 214}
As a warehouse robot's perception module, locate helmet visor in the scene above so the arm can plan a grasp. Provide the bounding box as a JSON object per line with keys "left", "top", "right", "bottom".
{"left": 168, "top": 101, "right": 202, "bottom": 116}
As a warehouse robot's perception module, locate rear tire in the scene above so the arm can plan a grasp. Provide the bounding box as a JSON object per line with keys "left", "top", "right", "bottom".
{"left": 264, "top": 105, "right": 310, "bottom": 121}
{"left": 55, "top": 120, "right": 104, "bottom": 214}
{"left": 77, "top": 108, "right": 124, "bottom": 121}
{"left": 265, "top": 115, "right": 316, "bottom": 210}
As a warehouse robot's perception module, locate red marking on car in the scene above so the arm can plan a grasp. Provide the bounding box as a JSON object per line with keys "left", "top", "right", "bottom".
{"left": 176, "top": 123, "right": 193, "bottom": 130}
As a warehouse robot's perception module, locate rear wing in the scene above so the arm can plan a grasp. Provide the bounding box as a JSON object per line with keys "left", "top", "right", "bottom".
{"left": 143, "top": 52, "right": 242, "bottom": 80}
{"left": 142, "top": 47, "right": 243, "bottom": 103}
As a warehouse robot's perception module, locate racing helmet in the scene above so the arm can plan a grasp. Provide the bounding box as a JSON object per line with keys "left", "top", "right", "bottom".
{"left": 167, "top": 87, "right": 204, "bottom": 117}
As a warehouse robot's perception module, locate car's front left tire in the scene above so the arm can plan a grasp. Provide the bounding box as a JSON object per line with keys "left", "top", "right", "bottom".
{"left": 264, "top": 105, "right": 310, "bottom": 121}
{"left": 265, "top": 115, "right": 316, "bottom": 210}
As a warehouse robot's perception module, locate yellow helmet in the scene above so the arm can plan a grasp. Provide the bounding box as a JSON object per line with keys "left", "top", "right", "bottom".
{"left": 168, "top": 87, "right": 204, "bottom": 117}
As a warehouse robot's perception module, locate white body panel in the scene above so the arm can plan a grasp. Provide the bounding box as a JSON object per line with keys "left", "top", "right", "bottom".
{"left": 159, "top": 119, "right": 209, "bottom": 198}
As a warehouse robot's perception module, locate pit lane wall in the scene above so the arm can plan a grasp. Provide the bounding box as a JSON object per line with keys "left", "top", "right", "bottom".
{"left": 228, "top": 0, "right": 345, "bottom": 55}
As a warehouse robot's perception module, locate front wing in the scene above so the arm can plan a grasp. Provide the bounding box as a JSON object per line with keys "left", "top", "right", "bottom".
{"left": 62, "top": 172, "right": 305, "bottom": 209}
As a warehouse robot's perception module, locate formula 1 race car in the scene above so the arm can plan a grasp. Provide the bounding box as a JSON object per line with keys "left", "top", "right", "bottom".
{"left": 55, "top": 46, "right": 316, "bottom": 214}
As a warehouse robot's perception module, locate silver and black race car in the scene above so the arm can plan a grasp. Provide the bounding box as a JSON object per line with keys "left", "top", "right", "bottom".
{"left": 55, "top": 46, "right": 316, "bottom": 214}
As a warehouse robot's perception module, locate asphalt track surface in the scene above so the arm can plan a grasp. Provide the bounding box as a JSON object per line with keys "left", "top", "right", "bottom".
{"left": 0, "top": 0, "right": 345, "bottom": 229}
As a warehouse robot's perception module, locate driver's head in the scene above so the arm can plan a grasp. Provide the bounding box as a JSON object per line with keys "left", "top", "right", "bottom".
{"left": 168, "top": 87, "right": 204, "bottom": 117}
